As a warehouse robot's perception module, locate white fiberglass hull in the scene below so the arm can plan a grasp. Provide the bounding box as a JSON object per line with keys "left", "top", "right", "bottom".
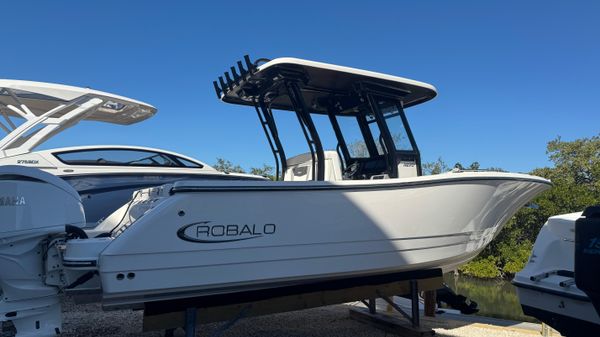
{"left": 514, "top": 212, "right": 600, "bottom": 335}
{"left": 90, "top": 171, "right": 549, "bottom": 307}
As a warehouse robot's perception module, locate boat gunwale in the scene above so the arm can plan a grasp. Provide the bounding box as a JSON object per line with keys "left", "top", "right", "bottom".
{"left": 170, "top": 174, "right": 552, "bottom": 194}
{"left": 513, "top": 279, "right": 591, "bottom": 302}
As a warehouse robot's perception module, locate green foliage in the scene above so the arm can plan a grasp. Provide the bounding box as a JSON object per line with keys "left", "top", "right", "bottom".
{"left": 428, "top": 134, "right": 600, "bottom": 278}
{"left": 422, "top": 157, "right": 450, "bottom": 175}
{"left": 214, "top": 158, "right": 275, "bottom": 180}
{"left": 250, "top": 164, "right": 275, "bottom": 180}
{"left": 424, "top": 158, "right": 503, "bottom": 175}
{"left": 498, "top": 238, "right": 533, "bottom": 275}
{"left": 213, "top": 158, "right": 245, "bottom": 173}
{"left": 454, "top": 161, "right": 480, "bottom": 170}
{"left": 548, "top": 135, "right": 600, "bottom": 188}
{"left": 458, "top": 256, "right": 500, "bottom": 279}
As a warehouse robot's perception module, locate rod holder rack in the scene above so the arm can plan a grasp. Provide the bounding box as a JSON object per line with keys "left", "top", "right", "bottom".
{"left": 213, "top": 55, "right": 266, "bottom": 99}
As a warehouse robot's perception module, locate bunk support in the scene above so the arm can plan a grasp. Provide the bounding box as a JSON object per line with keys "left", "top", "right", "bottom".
{"left": 410, "top": 279, "right": 420, "bottom": 327}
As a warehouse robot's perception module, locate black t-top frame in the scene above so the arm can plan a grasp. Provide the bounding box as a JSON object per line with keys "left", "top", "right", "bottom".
{"left": 213, "top": 56, "right": 435, "bottom": 181}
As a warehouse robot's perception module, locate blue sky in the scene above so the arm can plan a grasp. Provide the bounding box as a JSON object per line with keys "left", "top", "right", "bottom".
{"left": 3, "top": 1, "right": 598, "bottom": 173}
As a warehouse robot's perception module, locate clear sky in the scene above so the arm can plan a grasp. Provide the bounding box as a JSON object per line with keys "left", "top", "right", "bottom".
{"left": 3, "top": 1, "right": 598, "bottom": 173}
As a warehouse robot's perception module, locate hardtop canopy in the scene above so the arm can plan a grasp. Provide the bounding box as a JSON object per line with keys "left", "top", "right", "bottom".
{"left": 214, "top": 57, "right": 437, "bottom": 115}
{"left": 213, "top": 56, "right": 434, "bottom": 181}
{"left": 0, "top": 79, "right": 156, "bottom": 125}
{"left": 0, "top": 80, "right": 156, "bottom": 158}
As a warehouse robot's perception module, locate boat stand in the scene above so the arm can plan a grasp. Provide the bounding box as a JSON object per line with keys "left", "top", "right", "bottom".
{"left": 349, "top": 280, "right": 434, "bottom": 336}
{"left": 184, "top": 307, "right": 197, "bottom": 337}
{"left": 161, "top": 307, "right": 198, "bottom": 337}
{"left": 143, "top": 270, "right": 442, "bottom": 337}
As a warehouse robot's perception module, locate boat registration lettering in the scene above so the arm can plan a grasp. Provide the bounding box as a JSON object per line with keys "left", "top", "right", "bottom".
{"left": 177, "top": 221, "right": 276, "bottom": 243}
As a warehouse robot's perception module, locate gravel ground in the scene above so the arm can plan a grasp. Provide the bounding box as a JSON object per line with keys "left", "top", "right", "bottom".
{"left": 57, "top": 297, "right": 545, "bottom": 337}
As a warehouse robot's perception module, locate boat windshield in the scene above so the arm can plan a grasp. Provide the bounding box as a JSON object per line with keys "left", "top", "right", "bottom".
{"left": 368, "top": 99, "right": 414, "bottom": 152}
{"left": 336, "top": 115, "right": 370, "bottom": 158}
{"left": 330, "top": 97, "right": 420, "bottom": 179}
{"left": 53, "top": 148, "right": 202, "bottom": 168}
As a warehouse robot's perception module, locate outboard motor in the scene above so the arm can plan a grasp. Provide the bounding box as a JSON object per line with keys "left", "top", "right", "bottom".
{"left": 575, "top": 205, "right": 600, "bottom": 316}
{"left": 0, "top": 166, "right": 85, "bottom": 337}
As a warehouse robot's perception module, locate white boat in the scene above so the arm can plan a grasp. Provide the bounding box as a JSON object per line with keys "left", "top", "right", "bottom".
{"left": 0, "top": 80, "right": 265, "bottom": 227}
{"left": 514, "top": 210, "right": 600, "bottom": 336}
{"left": 0, "top": 56, "right": 551, "bottom": 336}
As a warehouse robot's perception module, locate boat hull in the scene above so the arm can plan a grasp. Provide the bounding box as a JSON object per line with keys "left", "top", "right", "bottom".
{"left": 515, "top": 286, "right": 600, "bottom": 336}
{"left": 94, "top": 172, "right": 549, "bottom": 307}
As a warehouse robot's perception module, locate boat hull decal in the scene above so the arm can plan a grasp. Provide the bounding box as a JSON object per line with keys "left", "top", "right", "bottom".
{"left": 177, "top": 221, "right": 276, "bottom": 243}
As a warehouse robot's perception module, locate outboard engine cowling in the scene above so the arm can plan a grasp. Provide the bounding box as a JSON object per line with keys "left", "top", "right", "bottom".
{"left": 0, "top": 165, "right": 85, "bottom": 337}
{"left": 575, "top": 205, "right": 600, "bottom": 316}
